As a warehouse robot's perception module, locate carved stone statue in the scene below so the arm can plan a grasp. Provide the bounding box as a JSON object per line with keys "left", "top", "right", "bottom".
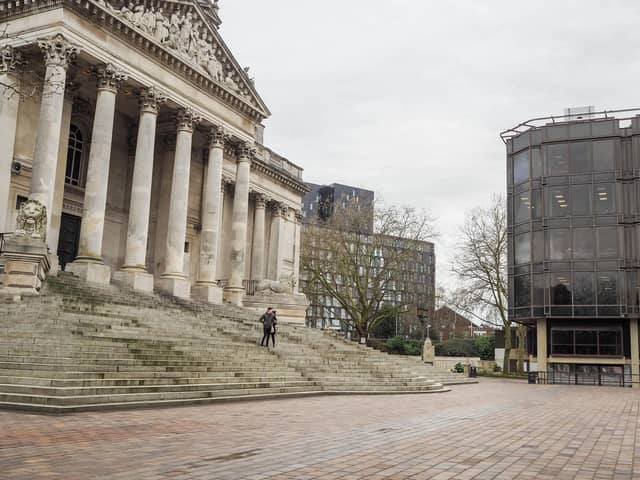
{"left": 15, "top": 199, "right": 47, "bottom": 241}
{"left": 423, "top": 337, "right": 435, "bottom": 364}
{"left": 154, "top": 8, "right": 169, "bottom": 43}
{"left": 255, "top": 279, "right": 287, "bottom": 295}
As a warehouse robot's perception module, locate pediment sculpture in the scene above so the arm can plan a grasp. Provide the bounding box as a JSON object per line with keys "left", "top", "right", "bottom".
{"left": 96, "top": 0, "right": 253, "bottom": 103}
{"left": 15, "top": 199, "right": 47, "bottom": 241}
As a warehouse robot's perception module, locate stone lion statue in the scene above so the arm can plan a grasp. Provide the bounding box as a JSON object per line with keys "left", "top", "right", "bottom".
{"left": 255, "top": 279, "right": 287, "bottom": 295}
{"left": 15, "top": 199, "right": 47, "bottom": 241}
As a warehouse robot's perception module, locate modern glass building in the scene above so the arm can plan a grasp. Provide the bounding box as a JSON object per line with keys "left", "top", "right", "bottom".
{"left": 503, "top": 108, "right": 640, "bottom": 386}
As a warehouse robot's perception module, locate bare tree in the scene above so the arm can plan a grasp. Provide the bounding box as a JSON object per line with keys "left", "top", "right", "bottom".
{"left": 301, "top": 200, "right": 436, "bottom": 340}
{"left": 451, "top": 194, "right": 512, "bottom": 371}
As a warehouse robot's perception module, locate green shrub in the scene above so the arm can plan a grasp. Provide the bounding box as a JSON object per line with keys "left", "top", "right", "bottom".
{"left": 452, "top": 362, "right": 465, "bottom": 373}
{"left": 435, "top": 338, "right": 478, "bottom": 357}
{"left": 384, "top": 336, "right": 422, "bottom": 356}
{"left": 474, "top": 335, "right": 496, "bottom": 360}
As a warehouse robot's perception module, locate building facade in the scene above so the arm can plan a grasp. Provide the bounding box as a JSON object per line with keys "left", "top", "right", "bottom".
{"left": 432, "top": 306, "right": 476, "bottom": 341}
{"left": 302, "top": 183, "right": 374, "bottom": 222}
{"left": 503, "top": 109, "right": 640, "bottom": 386}
{"left": 0, "top": 0, "right": 308, "bottom": 318}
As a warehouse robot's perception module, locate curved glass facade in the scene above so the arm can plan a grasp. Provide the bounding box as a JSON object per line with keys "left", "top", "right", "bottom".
{"left": 507, "top": 118, "right": 639, "bottom": 322}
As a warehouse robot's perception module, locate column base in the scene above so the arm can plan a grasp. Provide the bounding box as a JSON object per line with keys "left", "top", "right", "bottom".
{"left": 0, "top": 236, "right": 50, "bottom": 296}
{"left": 113, "top": 269, "right": 154, "bottom": 293}
{"left": 223, "top": 286, "right": 245, "bottom": 306}
{"left": 158, "top": 276, "right": 191, "bottom": 299}
{"left": 67, "top": 261, "right": 111, "bottom": 285}
{"left": 192, "top": 283, "right": 223, "bottom": 304}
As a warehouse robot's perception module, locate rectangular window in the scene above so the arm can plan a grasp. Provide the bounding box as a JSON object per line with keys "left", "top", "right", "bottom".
{"left": 550, "top": 273, "right": 572, "bottom": 305}
{"left": 571, "top": 184, "right": 592, "bottom": 216}
{"left": 548, "top": 186, "right": 570, "bottom": 217}
{"left": 531, "top": 148, "right": 542, "bottom": 178}
{"left": 549, "top": 229, "right": 571, "bottom": 260}
{"left": 593, "top": 139, "right": 615, "bottom": 172}
{"left": 514, "top": 233, "right": 531, "bottom": 265}
{"left": 513, "top": 150, "right": 529, "bottom": 184}
{"left": 514, "top": 274, "right": 530, "bottom": 308}
{"left": 514, "top": 194, "right": 531, "bottom": 223}
{"left": 597, "top": 227, "right": 618, "bottom": 259}
{"left": 546, "top": 143, "right": 569, "bottom": 176}
{"left": 551, "top": 328, "right": 622, "bottom": 356}
{"left": 573, "top": 271, "right": 595, "bottom": 305}
{"left": 572, "top": 227, "right": 594, "bottom": 260}
{"left": 597, "top": 272, "right": 617, "bottom": 305}
{"left": 594, "top": 184, "right": 615, "bottom": 214}
{"left": 570, "top": 141, "right": 592, "bottom": 173}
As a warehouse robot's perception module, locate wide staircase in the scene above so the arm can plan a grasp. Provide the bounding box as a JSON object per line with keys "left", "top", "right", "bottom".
{"left": 0, "top": 273, "right": 473, "bottom": 413}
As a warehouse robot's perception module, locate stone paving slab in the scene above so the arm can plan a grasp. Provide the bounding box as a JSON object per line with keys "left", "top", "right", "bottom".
{"left": 0, "top": 378, "right": 639, "bottom": 479}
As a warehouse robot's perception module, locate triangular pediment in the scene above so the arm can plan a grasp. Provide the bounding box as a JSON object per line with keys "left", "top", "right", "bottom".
{"left": 93, "top": 0, "right": 270, "bottom": 119}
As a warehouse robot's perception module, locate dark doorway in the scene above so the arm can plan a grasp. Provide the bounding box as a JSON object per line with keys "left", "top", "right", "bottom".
{"left": 57, "top": 213, "right": 81, "bottom": 271}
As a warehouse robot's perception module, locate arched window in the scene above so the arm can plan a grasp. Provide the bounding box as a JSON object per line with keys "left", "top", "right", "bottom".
{"left": 65, "top": 124, "right": 84, "bottom": 186}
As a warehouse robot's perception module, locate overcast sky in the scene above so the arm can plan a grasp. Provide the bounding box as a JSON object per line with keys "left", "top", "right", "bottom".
{"left": 219, "top": 0, "right": 640, "bottom": 288}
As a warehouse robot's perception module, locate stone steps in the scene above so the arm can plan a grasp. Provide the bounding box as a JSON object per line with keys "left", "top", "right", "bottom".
{"left": 0, "top": 272, "right": 474, "bottom": 412}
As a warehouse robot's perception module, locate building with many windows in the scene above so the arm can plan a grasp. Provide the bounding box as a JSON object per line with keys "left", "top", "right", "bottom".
{"left": 300, "top": 182, "right": 435, "bottom": 337}
{"left": 503, "top": 108, "right": 640, "bottom": 386}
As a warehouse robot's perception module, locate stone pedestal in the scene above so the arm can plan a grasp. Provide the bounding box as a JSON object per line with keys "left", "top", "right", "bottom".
{"left": 113, "top": 269, "right": 154, "bottom": 293}
{"left": 0, "top": 236, "right": 50, "bottom": 296}
{"left": 157, "top": 276, "right": 191, "bottom": 299}
{"left": 243, "top": 291, "right": 310, "bottom": 325}
{"left": 67, "top": 261, "right": 111, "bottom": 285}
{"left": 192, "top": 284, "right": 223, "bottom": 304}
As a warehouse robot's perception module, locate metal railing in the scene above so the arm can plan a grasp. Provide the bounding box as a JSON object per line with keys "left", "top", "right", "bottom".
{"left": 500, "top": 107, "right": 640, "bottom": 143}
{"left": 534, "top": 370, "right": 639, "bottom": 388}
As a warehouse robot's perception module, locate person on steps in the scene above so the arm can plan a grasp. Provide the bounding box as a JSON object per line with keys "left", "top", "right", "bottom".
{"left": 260, "top": 307, "right": 274, "bottom": 347}
{"left": 269, "top": 310, "right": 278, "bottom": 348}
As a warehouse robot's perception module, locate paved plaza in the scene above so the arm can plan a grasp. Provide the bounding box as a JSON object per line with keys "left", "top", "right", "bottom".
{"left": 1, "top": 378, "right": 639, "bottom": 480}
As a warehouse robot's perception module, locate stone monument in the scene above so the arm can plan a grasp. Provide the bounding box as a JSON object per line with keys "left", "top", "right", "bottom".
{"left": 0, "top": 200, "right": 51, "bottom": 295}
{"left": 422, "top": 337, "right": 435, "bottom": 364}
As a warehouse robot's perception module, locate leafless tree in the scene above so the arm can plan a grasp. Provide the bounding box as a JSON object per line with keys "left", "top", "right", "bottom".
{"left": 301, "top": 200, "right": 436, "bottom": 340}
{"left": 451, "top": 194, "right": 513, "bottom": 371}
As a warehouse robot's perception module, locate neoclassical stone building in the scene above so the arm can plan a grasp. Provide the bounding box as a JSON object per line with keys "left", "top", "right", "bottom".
{"left": 0, "top": 0, "right": 308, "bottom": 317}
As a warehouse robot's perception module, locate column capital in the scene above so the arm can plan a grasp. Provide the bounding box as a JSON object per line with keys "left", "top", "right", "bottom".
{"left": 252, "top": 192, "right": 268, "bottom": 209}
{"left": 0, "top": 45, "right": 25, "bottom": 74}
{"left": 176, "top": 108, "right": 201, "bottom": 133}
{"left": 294, "top": 210, "right": 304, "bottom": 223}
{"left": 237, "top": 141, "right": 255, "bottom": 163}
{"left": 207, "top": 125, "right": 226, "bottom": 148}
{"left": 37, "top": 34, "right": 79, "bottom": 70}
{"left": 221, "top": 176, "right": 234, "bottom": 193}
{"left": 95, "top": 63, "right": 128, "bottom": 93}
{"left": 270, "top": 201, "right": 287, "bottom": 217}
{"left": 138, "top": 86, "right": 166, "bottom": 115}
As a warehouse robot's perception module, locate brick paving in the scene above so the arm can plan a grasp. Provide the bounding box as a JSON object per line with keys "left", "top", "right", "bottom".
{"left": 1, "top": 378, "right": 639, "bottom": 479}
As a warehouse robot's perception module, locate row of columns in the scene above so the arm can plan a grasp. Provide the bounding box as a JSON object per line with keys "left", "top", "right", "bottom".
{"left": 2, "top": 33, "right": 301, "bottom": 306}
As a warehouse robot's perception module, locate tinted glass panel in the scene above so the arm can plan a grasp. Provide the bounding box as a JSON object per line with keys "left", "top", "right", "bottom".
{"left": 514, "top": 233, "right": 531, "bottom": 265}
{"left": 548, "top": 186, "right": 570, "bottom": 217}
{"left": 533, "top": 230, "right": 544, "bottom": 263}
{"left": 573, "top": 227, "right": 594, "bottom": 260}
{"left": 513, "top": 150, "right": 529, "bottom": 184}
{"left": 551, "top": 273, "right": 572, "bottom": 304}
{"left": 593, "top": 139, "right": 615, "bottom": 172}
{"left": 549, "top": 229, "right": 571, "bottom": 260}
{"left": 546, "top": 144, "right": 569, "bottom": 175}
{"left": 597, "top": 227, "right": 618, "bottom": 259}
{"left": 531, "top": 148, "right": 542, "bottom": 178}
{"left": 571, "top": 184, "right": 592, "bottom": 216}
{"left": 514, "top": 274, "right": 530, "bottom": 307}
{"left": 594, "top": 184, "right": 615, "bottom": 214}
{"left": 514, "top": 193, "right": 531, "bottom": 223}
{"left": 573, "top": 272, "right": 595, "bottom": 305}
{"left": 570, "top": 141, "right": 592, "bottom": 173}
{"left": 533, "top": 274, "right": 544, "bottom": 304}
{"left": 597, "top": 272, "right": 617, "bottom": 305}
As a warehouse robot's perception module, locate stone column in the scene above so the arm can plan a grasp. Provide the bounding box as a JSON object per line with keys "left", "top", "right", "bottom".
{"left": 69, "top": 64, "right": 127, "bottom": 284}
{"left": 193, "top": 126, "right": 225, "bottom": 303}
{"left": 250, "top": 192, "right": 267, "bottom": 281}
{"left": 223, "top": 142, "right": 253, "bottom": 306}
{"left": 114, "top": 87, "right": 165, "bottom": 292}
{"left": 292, "top": 210, "right": 303, "bottom": 294}
{"left": 630, "top": 319, "right": 640, "bottom": 389}
{"left": 536, "top": 318, "right": 547, "bottom": 375}
{"left": 267, "top": 202, "right": 286, "bottom": 282}
{"left": 158, "top": 108, "right": 199, "bottom": 298}
{"left": 30, "top": 34, "right": 79, "bottom": 250}
{"left": 0, "top": 46, "right": 23, "bottom": 232}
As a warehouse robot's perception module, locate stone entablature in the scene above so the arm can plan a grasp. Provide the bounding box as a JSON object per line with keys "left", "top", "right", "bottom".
{"left": 0, "top": 0, "right": 268, "bottom": 122}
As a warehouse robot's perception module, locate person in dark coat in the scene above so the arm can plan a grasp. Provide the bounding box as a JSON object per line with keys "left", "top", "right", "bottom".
{"left": 260, "top": 307, "right": 274, "bottom": 347}
{"left": 269, "top": 310, "right": 278, "bottom": 347}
